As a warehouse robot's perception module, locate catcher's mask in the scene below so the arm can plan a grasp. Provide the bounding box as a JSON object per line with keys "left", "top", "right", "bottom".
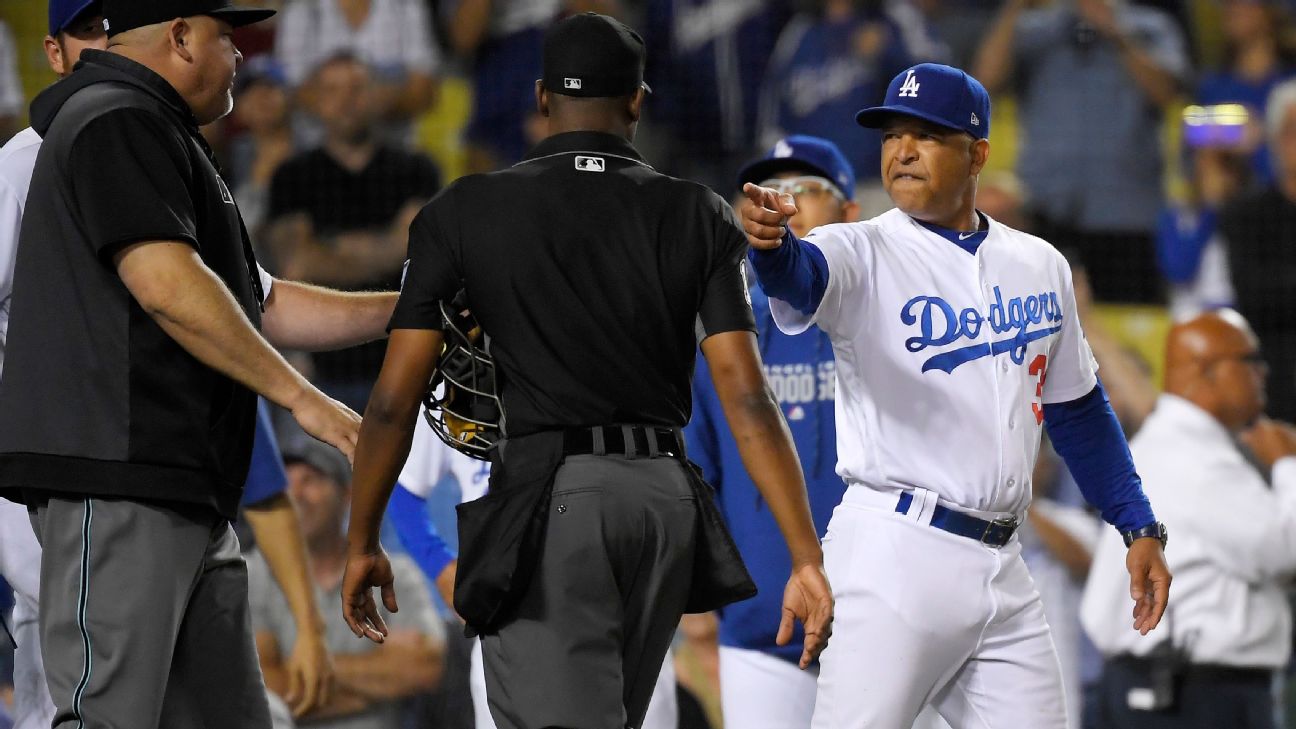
{"left": 423, "top": 295, "right": 501, "bottom": 460}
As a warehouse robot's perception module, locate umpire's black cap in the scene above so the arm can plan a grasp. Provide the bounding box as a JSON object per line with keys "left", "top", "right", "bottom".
{"left": 542, "top": 12, "right": 651, "bottom": 98}
{"left": 102, "top": 0, "right": 274, "bottom": 38}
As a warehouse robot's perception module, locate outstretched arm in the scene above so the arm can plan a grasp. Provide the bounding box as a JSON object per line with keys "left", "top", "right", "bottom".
{"left": 260, "top": 277, "right": 398, "bottom": 352}
{"left": 114, "top": 240, "right": 360, "bottom": 459}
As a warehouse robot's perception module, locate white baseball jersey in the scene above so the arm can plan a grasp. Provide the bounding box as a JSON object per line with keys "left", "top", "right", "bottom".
{"left": 398, "top": 414, "right": 493, "bottom": 501}
{"left": 771, "top": 209, "right": 1098, "bottom": 516}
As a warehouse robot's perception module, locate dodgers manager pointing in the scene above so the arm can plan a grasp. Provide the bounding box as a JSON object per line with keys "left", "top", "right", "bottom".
{"left": 740, "top": 63, "right": 1172, "bottom": 728}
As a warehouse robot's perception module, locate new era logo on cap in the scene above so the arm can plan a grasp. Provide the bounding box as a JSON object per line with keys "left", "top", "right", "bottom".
{"left": 970, "top": 112, "right": 980, "bottom": 127}
{"left": 564, "top": 78, "right": 582, "bottom": 90}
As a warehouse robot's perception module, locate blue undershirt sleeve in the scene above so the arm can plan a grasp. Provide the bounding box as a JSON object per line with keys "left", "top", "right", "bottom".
{"left": 386, "top": 483, "right": 455, "bottom": 581}
{"left": 747, "top": 230, "right": 829, "bottom": 316}
{"left": 1042, "top": 380, "right": 1157, "bottom": 533}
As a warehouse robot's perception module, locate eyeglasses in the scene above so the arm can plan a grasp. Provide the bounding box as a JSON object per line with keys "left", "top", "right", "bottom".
{"left": 1206, "top": 350, "right": 1267, "bottom": 370}
{"left": 758, "top": 176, "right": 846, "bottom": 202}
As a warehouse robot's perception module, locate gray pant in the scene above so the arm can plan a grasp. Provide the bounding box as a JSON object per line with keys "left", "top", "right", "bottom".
{"left": 30, "top": 497, "right": 271, "bottom": 729}
{"left": 481, "top": 455, "right": 698, "bottom": 729}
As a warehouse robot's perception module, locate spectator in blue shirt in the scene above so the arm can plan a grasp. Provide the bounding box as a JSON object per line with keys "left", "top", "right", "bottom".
{"left": 643, "top": 0, "right": 793, "bottom": 190}
{"left": 1155, "top": 140, "right": 1250, "bottom": 320}
{"left": 685, "top": 135, "right": 857, "bottom": 728}
{"left": 1195, "top": 0, "right": 1296, "bottom": 183}
{"left": 758, "top": 0, "right": 913, "bottom": 189}
{"left": 443, "top": 0, "right": 618, "bottom": 172}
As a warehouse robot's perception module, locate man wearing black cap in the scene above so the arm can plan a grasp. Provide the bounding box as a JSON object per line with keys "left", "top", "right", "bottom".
{"left": 341, "top": 12, "right": 833, "bottom": 729}
{"left": 0, "top": 1, "right": 403, "bottom": 726}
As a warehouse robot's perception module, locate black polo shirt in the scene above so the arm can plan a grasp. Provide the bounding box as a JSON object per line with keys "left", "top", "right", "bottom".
{"left": 390, "top": 131, "right": 755, "bottom": 436}
{"left": 267, "top": 145, "right": 440, "bottom": 385}
{"left": 0, "top": 51, "right": 264, "bottom": 518}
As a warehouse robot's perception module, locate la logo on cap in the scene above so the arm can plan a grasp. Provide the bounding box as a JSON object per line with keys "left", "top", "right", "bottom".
{"left": 898, "top": 69, "right": 920, "bottom": 98}
{"left": 564, "top": 78, "right": 582, "bottom": 90}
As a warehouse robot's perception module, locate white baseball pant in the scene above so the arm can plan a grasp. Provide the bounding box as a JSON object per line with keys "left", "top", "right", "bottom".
{"left": 719, "top": 646, "right": 817, "bottom": 728}
{"left": 0, "top": 499, "right": 53, "bottom": 729}
{"left": 812, "top": 486, "right": 1069, "bottom": 729}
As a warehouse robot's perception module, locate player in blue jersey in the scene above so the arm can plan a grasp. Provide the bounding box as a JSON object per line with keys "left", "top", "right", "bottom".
{"left": 685, "top": 135, "right": 857, "bottom": 728}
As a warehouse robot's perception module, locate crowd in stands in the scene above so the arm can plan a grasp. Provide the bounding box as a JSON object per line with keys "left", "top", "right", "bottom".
{"left": 1, "top": 1, "right": 1296, "bottom": 728}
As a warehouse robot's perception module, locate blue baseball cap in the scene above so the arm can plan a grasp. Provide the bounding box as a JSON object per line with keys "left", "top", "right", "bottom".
{"left": 856, "top": 63, "right": 991, "bottom": 140}
{"left": 737, "top": 135, "right": 856, "bottom": 199}
{"left": 49, "top": 0, "right": 101, "bottom": 36}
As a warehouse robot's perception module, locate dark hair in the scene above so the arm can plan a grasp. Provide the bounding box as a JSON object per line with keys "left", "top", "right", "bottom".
{"left": 310, "top": 50, "right": 370, "bottom": 80}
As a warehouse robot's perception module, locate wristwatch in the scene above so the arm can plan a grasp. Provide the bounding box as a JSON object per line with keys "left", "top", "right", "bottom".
{"left": 1122, "top": 521, "right": 1168, "bottom": 549}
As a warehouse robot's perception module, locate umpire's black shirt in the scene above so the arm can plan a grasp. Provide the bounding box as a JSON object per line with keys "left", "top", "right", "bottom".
{"left": 0, "top": 51, "right": 263, "bottom": 518}
{"left": 390, "top": 131, "right": 755, "bottom": 436}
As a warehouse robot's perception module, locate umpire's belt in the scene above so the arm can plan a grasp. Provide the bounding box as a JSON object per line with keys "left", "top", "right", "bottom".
{"left": 563, "top": 425, "right": 682, "bottom": 459}
{"left": 894, "top": 492, "right": 1019, "bottom": 548}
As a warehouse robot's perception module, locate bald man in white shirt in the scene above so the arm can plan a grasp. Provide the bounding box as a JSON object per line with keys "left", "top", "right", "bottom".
{"left": 1082, "top": 309, "right": 1296, "bottom": 729}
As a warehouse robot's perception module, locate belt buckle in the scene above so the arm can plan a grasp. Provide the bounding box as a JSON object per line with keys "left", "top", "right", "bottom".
{"left": 980, "top": 515, "right": 1019, "bottom": 546}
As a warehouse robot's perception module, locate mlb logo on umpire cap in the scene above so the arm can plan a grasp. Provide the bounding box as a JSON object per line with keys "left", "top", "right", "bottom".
{"left": 855, "top": 63, "right": 991, "bottom": 140}
{"left": 564, "top": 78, "right": 582, "bottom": 90}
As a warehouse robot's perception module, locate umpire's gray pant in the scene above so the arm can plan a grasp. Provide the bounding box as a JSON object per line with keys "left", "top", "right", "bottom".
{"left": 481, "top": 454, "right": 698, "bottom": 729}
{"left": 30, "top": 497, "right": 272, "bottom": 729}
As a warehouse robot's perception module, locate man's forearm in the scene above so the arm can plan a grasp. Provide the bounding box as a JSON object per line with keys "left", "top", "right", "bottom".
{"left": 348, "top": 329, "right": 444, "bottom": 552}
{"left": 702, "top": 331, "right": 820, "bottom": 563}
{"left": 244, "top": 494, "right": 327, "bottom": 639}
{"left": 268, "top": 219, "right": 399, "bottom": 288}
{"left": 262, "top": 279, "right": 398, "bottom": 352}
{"left": 972, "top": 0, "right": 1025, "bottom": 94}
{"left": 1112, "top": 36, "right": 1181, "bottom": 107}
{"left": 333, "top": 635, "right": 443, "bottom": 699}
{"left": 723, "top": 387, "right": 822, "bottom": 565}
{"left": 1043, "top": 381, "right": 1156, "bottom": 532}
{"left": 116, "top": 241, "right": 316, "bottom": 411}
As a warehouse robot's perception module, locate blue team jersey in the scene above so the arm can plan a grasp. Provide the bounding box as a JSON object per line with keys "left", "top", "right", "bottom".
{"left": 760, "top": 12, "right": 912, "bottom": 184}
{"left": 685, "top": 286, "right": 844, "bottom": 664}
{"left": 240, "top": 399, "right": 289, "bottom": 508}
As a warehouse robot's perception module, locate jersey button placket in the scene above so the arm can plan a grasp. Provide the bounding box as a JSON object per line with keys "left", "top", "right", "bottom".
{"left": 975, "top": 250, "right": 1006, "bottom": 507}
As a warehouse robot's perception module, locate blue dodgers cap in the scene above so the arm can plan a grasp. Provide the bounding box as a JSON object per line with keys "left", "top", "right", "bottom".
{"left": 856, "top": 63, "right": 991, "bottom": 140}
{"left": 737, "top": 135, "right": 856, "bottom": 199}
{"left": 49, "top": 0, "right": 100, "bottom": 35}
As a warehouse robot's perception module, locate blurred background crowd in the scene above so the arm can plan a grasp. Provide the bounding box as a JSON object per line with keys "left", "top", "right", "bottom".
{"left": 0, "top": 0, "right": 1294, "bottom": 727}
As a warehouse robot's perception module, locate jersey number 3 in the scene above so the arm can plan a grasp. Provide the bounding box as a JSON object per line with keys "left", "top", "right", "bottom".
{"left": 1029, "top": 354, "right": 1048, "bottom": 425}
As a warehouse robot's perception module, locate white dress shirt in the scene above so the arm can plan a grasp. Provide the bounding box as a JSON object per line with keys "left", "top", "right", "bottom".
{"left": 1081, "top": 394, "right": 1296, "bottom": 668}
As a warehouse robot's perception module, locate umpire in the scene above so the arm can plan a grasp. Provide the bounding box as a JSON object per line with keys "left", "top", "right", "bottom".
{"left": 0, "top": 1, "right": 397, "bottom": 727}
{"left": 342, "top": 13, "right": 833, "bottom": 729}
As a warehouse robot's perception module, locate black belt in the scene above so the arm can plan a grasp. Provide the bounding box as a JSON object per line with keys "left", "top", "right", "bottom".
{"left": 1112, "top": 655, "right": 1275, "bottom": 686}
{"left": 563, "top": 425, "right": 682, "bottom": 459}
{"left": 895, "top": 492, "right": 1019, "bottom": 548}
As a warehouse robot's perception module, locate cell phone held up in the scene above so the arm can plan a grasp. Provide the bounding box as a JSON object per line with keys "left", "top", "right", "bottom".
{"left": 1182, "top": 104, "right": 1250, "bottom": 149}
